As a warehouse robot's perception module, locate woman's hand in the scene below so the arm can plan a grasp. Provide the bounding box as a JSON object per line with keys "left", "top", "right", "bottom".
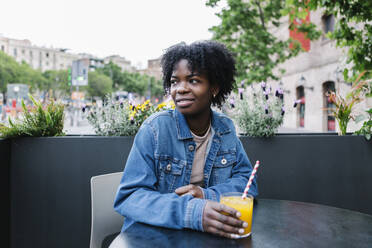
{"left": 202, "top": 201, "right": 248, "bottom": 239}
{"left": 175, "top": 184, "right": 204, "bottom": 199}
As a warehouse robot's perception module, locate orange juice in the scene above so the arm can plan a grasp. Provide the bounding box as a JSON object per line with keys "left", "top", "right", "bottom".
{"left": 220, "top": 193, "right": 253, "bottom": 237}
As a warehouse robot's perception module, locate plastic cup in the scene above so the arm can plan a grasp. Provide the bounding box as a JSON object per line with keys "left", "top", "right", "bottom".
{"left": 220, "top": 192, "right": 254, "bottom": 238}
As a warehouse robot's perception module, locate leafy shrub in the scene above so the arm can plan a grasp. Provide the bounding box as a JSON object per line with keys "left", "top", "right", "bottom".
{"left": 355, "top": 108, "right": 372, "bottom": 140}
{"left": 87, "top": 96, "right": 175, "bottom": 136}
{"left": 230, "top": 82, "right": 285, "bottom": 137}
{"left": 0, "top": 95, "right": 65, "bottom": 138}
{"left": 327, "top": 71, "right": 370, "bottom": 135}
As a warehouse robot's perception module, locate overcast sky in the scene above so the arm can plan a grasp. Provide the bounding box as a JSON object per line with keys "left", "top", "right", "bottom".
{"left": 1, "top": 0, "right": 225, "bottom": 69}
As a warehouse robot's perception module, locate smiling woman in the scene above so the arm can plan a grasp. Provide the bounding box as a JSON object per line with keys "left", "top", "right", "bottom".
{"left": 113, "top": 40, "right": 258, "bottom": 239}
{"left": 169, "top": 59, "right": 215, "bottom": 133}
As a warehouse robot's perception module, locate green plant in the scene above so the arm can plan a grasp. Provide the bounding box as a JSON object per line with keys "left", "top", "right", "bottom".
{"left": 327, "top": 72, "right": 370, "bottom": 135}
{"left": 231, "top": 82, "right": 285, "bottom": 137}
{"left": 355, "top": 108, "right": 372, "bottom": 140}
{"left": 0, "top": 95, "right": 65, "bottom": 138}
{"left": 87, "top": 96, "right": 175, "bottom": 136}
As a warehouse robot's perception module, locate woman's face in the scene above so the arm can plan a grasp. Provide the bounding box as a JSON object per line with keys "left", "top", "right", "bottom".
{"left": 170, "top": 59, "right": 218, "bottom": 118}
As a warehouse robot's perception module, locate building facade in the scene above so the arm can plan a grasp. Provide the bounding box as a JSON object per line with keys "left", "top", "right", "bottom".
{"left": 0, "top": 35, "right": 80, "bottom": 72}
{"left": 263, "top": 10, "right": 371, "bottom": 133}
{"left": 104, "top": 55, "right": 135, "bottom": 72}
{"left": 138, "top": 57, "right": 162, "bottom": 80}
{"left": 0, "top": 35, "right": 136, "bottom": 73}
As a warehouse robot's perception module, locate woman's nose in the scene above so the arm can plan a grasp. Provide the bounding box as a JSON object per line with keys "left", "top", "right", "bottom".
{"left": 176, "top": 81, "right": 190, "bottom": 94}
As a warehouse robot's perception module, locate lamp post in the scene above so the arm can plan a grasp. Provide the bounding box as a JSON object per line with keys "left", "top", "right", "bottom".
{"left": 298, "top": 75, "right": 314, "bottom": 91}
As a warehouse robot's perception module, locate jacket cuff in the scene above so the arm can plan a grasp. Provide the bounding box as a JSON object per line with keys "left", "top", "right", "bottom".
{"left": 202, "top": 188, "right": 218, "bottom": 202}
{"left": 184, "top": 198, "right": 206, "bottom": 231}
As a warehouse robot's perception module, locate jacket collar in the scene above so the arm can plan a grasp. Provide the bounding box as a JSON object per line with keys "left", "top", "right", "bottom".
{"left": 174, "top": 108, "right": 231, "bottom": 140}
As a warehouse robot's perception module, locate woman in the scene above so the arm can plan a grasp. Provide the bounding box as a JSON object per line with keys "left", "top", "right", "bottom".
{"left": 114, "top": 40, "right": 258, "bottom": 239}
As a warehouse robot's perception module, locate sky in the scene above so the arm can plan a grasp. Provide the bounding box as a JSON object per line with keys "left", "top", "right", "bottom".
{"left": 1, "top": 0, "right": 225, "bottom": 69}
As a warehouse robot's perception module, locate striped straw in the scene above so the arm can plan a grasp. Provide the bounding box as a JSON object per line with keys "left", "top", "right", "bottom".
{"left": 242, "top": 160, "right": 260, "bottom": 199}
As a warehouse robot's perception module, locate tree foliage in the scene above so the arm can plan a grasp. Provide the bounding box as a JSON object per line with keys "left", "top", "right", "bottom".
{"left": 0, "top": 51, "right": 45, "bottom": 94}
{"left": 0, "top": 51, "right": 164, "bottom": 100}
{"left": 283, "top": 0, "right": 372, "bottom": 80}
{"left": 83, "top": 71, "right": 113, "bottom": 99}
{"left": 207, "top": 0, "right": 371, "bottom": 84}
{"left": 98, "top": 62, "right": 164, "bottom": 98}
{"left": 206, "top": 0, "right": 320, "bottom": 84}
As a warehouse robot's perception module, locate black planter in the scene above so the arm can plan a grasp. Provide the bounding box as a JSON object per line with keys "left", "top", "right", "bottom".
{"left": 5, "top": 134, "right": 372, "bottom": 248}
{"left": 10, "top": 136, "right": 134, "bottom": 248}
{"left": 240, "top": 135, "right": 372, "bottom": 216}
{"left": 0, "top": 139, "right": 11, "bottom": 248}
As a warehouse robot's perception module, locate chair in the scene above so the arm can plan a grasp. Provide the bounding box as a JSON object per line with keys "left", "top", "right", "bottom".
{"left": 90, "top": 172, "right": 124, "bottom": 248}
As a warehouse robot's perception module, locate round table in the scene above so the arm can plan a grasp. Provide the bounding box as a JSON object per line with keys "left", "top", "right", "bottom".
{"left": 108, "top": 199, "right": 372, "bottom": 248}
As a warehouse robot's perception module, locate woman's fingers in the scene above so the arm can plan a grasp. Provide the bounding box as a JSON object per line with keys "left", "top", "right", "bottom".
{"left": 175, "top": 184, "right": 203, "bottom": 198}
{"left": 203, "top": 201, "right": 247, "bottom": 238}
{"left": 213, "top": 202, "right": 241, "bottom": 218}
{"left": 175, "top": 185, "right": 192, "bottom": 195}
{"left": 205, "top": 218, "right": 243, "bottom": 234}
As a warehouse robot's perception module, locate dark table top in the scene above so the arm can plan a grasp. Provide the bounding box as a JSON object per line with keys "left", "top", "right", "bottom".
{"left": 108, "top": 199, "right": 372, "bottom": 248}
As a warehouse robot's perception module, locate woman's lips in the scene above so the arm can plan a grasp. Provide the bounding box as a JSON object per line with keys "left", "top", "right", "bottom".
{"left": 176, "top": 99, "right": 195, "bottom": 108}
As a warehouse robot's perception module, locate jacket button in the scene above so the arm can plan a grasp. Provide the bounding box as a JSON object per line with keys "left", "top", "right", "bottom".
{"left": 166, "top": 164, "right": 171, "bottom": 172}
{"left": 221, "top": 158, "right": 227, "bottom": 165}
{"left": 188, "top": 145, "right": 195, "bottom": 151}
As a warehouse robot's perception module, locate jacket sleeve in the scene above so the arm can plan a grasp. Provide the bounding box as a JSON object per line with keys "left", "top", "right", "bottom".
{"left": 113, "top": 123, "right": 206, "bottom": 231}
{"left": 202, "top": 136, "right": 259, "bottom": 202}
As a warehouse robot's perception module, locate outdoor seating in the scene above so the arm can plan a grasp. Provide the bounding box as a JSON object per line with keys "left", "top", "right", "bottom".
{"left": 90, "top": 172, "right": 124, "bottom": 248}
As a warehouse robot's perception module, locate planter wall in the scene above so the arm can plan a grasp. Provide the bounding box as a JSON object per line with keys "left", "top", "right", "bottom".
{"left": 241, "top": 135, "right": 372, "bottom": 216}
{"left": 7, "top": 135, "right": 372, "bottom": 248}
{"left": 0, "top": 139, "right": 11, "bottom": 248}
{"left": 10, "top": 136, "right": 134, "bottom": 248}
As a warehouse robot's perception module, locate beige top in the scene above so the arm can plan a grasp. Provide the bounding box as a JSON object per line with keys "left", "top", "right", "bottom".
{"left": 190, "top": 124, "right": 212, "bottom": 187}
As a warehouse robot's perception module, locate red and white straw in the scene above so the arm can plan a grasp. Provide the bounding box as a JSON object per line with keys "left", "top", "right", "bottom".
{"left": 242, "top": 160, "right": 260, "bottom": 199}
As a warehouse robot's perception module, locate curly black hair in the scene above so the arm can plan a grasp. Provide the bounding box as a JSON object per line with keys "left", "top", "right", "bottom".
{"left": 161, "top": 40, "right": 236, "bottom": 108}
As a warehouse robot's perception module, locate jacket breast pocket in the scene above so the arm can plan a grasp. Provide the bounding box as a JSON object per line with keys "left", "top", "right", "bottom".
{"left": 158, "top": 158, "right": 185, "bottom": 193}
{"left": 211, "top": 152, "right": 236, "bottom": 185}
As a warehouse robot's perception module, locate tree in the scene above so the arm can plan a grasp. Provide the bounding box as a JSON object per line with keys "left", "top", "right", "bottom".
{"left": 97, "top": 62, "right": 125, "bottom": 91}
{"left": 0, "top": 51, "right": 18, "bottom": 95}
{"left": 0, "top": 51, "right": 45, "bottom": 95}
{"left": 149, "top": 76, "right": 164, "bottom": 99}
{"left": 206, "top": 0, "right": 320, "bottom": 84}
{"left": 283, "top": 0, "right": 372, "bottom": 81}
{"left": 42, "top": 70, "right": 70, "bottom": 98}
{"left": 84, "top": 71, "right": 113, "bottom": 99}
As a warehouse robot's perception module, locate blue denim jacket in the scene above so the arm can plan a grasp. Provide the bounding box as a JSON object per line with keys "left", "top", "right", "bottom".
{"left": 114, "top": 109, "right": 258, "bottom": 232}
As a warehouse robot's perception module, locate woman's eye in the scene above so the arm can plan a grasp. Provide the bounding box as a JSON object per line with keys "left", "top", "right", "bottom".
{"left": 170, "top": 80, "right": 177, "bottom": 85}
{"left": 190, "top": 79, "right": 199, "bottom": 84}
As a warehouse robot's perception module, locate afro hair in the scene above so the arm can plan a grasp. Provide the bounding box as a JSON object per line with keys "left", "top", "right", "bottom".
{"left": 161, "top": 40, "right": 236, "bottom": 108}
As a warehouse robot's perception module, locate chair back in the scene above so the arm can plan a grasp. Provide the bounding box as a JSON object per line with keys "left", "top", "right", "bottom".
{"left": 90, "top": 172, "right": 124, "bottom": 248}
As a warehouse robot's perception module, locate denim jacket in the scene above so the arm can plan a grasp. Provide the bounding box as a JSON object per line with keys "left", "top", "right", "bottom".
{"left": 114, "top": 109, "right": 258, "bottom": 232}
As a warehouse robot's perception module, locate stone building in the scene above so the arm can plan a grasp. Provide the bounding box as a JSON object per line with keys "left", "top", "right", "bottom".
{"left": 138, "top": 57, "right": 162, "bottom": 80}
{"left": 0, "top": 35, "right": 136, "bottom": 73}
{"left": 104, "top": 55, "right": 136, "bottom": 72}
{"left": 0, "top": 35, "right": 80, "bottom": 72}
{"left": 262, "top": 10, "right": 371, "bottom": 133}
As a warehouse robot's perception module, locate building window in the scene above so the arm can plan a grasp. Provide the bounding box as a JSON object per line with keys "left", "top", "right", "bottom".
{"left": 296, "top": 86, "right": 305, "bottom": 128}
{"left": 14, "top": 48, "right": 17, "bottom": 57}
{"left": 22, "top": 49, "right": 25, "bottom": 55}
{"left": 30, "top": 51, "right": 33, "bottom": 58}
{"left": 1, "top": 45, "right": 4, "bottom": 51}
{"left": 322, "top": 14, "right": 335, "bottom": 34}
{"left": 46, "top": 52, "right": 49, "bottom": 58}
{"left": 323, "top": 81, "right": 336, "bottom": 132}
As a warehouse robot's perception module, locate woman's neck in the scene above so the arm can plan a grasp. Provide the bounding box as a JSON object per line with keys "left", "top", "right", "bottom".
{"left": 186, "top": 110, "right": 212, "bottom": 136}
